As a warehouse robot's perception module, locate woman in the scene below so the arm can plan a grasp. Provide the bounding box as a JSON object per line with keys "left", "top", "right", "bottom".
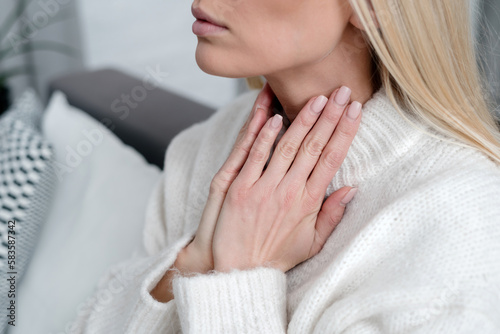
{"left": 71, "top": 0, "right": 500, "bottom": 333}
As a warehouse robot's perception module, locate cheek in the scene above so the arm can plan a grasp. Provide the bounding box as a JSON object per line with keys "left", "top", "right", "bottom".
{"left": 245, "top": 21, "right": 345, "bottom": 69}
{"left": 239, "top": 2, "right": 348, "bottom": 68}
{"left": 294, "top": 3, "right": 351, "bottom": 58}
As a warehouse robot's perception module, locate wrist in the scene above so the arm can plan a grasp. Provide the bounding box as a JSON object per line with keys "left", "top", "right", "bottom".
{"left": 150, "top": 244, "right": 209, "bottom": 303}
{"left": 214, "top": 256, "right": 286, "bottom": 273}
{"left": 175, "top": 243, "right": 213, "bottom": 275}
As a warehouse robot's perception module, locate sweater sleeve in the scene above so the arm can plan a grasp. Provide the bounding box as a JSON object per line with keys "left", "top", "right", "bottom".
{"left": 67, "top": 231, "right": 195, "bottom": 334}
{"left": 172, "top": 266, "right": 288, "bottom": 334}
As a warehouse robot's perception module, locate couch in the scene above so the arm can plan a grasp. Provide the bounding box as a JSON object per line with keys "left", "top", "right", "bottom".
{"left": 48, "top": 68, "right": 218, "bottom": 169}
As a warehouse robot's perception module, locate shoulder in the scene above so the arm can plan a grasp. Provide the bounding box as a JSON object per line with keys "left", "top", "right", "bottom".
{"left": 420, "top": 138, "right": 500, "bottom": 198}
{"left": 388, "top": 121, "right": 500, "bottom": 203}
{"left": 377, "top": 136, "right": 500, "bottom": 250}
{"left": 397, "top": 140, "right": 500, "bottom": 218}
{"left": 386, "top": 142, "right": 500, "bottom": 265}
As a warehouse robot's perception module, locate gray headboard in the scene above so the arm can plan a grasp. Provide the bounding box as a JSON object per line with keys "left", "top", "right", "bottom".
{"left": 48, "top": 68, "right": 217, "bottom": 169}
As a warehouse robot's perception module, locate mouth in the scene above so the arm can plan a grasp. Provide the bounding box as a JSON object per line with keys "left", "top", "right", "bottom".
{"left": 191, "top": 6, "right": 229, "bottom": 36}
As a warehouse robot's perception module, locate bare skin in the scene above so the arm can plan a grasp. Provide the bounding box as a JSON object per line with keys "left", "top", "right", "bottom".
{"left": 151, "top": 0, "right": 374, "bottom": 302}
{"left": 151, "top": 83, "right": 361, "bottom": 302}
{"left": 191, "top": 0, "right": 375, "bottom": 119}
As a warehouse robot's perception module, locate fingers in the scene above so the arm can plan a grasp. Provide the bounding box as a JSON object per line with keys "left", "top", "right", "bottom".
{"left": 196, "top": 84, "right": 276, "bottom": 264}
{"left": 193, "top": 85, "right": 275, "bottom": 271}
{"left": 215, "top": 83, "right": 275, "bottom": 189}
{"left": 286, "top": 86, "right": 352, "bottom": 184}
{"left": 306, "top": 101, "right": 362, "bottom": 198}
{"left": 252, "top": 82, "right": 274, "bottom": 118}
{"left": 236, "top": 114, "right": 284, "bottom": 186}
{"left": 312, "top": 187, "right": 357, "bottom": 255}
{"left": 260, "top": 94, "right": 329, "bottom": 183}
{"left": 232, "top": 81, "right": 275, "bottom": 154}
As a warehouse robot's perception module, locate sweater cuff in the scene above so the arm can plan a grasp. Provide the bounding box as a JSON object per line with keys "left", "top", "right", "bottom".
{"left": 172, "top": 266, "right": 287, "bottom": 334}
{"left": 125, "top": 232, "right": 195, "bottom": 333}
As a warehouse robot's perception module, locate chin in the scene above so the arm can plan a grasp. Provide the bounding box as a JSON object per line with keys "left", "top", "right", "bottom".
{"left": 194, "top": 44, "right": 256, "bottom": 79}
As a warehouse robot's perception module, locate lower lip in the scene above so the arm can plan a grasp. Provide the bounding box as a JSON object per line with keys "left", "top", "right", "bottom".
{"left": 192, "top": 19, "right": 228, "bottom": 36}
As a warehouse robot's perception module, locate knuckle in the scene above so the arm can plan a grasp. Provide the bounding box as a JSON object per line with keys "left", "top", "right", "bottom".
{"left": 218, "top": 164, "right": 238, "bottom": 181}
{"left": 209, "top": 178, "right": 226, "bottom": 198}
{"left": 337, "top": 124, "right": 356, "bottom": 141}
{"left": 244, "top": 127, "right": 260, "bottom": 143}
{"left": 328, "top": 209, "right": 344, "bottom": 228}
{"left": 305, "top": 186, "right": 323, "bottom": 205}
{"left": 208, "top": 181, "right": 221, "bottom": 197}
{"left": 302, "top": 135, "right": 324, "bottom": 158}
{"left": 234, "top": 131, "right": 244, "bottom": 145}
{"left": 326, "top": 214, "right": 341, "bottom": 230}
{"left": 237, "top": 124, "right": 248, "bottom": 137}
{"left": 227, "top": 183, "right": 248, "bottom": 204}
{"left": 303, "top": 194, "right": 319, "bottom": 211}
{"left": 246, "top": 125, "right": 260, "bottom": 140}
{"left": 234, "top": 140, "right": 252, "bottom": 156}
{"left": 235, "top": 126, "right": 259, "bottom": 151}
{"left": 249, "top": 147, "right": 269, "bottom": 164}
{"left": 277, "top": 140, "right": 299, "bottom": 160}
{"left": 209, "top": 175, "right": 222, "bottom": 191}
{"left": 322, "top": 150, "right": 344, "bottom": 171}
{"left": 323, "top": 108, "right": 342, "bottom": 124}
{"left": 283, "top": 189, "right": 297, "bottom": 208}
{"left": 210, "top": 170, "right": 233, "bottom": 193}
{"left": 282, "top": 182, "right": 301, "bottom": 208}
{"left": 297, "top": 112, "right": 315, "bottom": 128}
{"left": 259, "top": 127, "right": 275, "bottom": 142}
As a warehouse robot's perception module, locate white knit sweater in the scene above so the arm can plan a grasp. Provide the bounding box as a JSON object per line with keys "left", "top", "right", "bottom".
{"left": 70, "top": 87, "right": 500, "bottom": 333}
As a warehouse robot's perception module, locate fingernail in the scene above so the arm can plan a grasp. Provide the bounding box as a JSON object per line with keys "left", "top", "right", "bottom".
{"left": 340, "top": 188, "right": 357, "bottom": 206}
{"left": 271, "top": 114, "right": 283, "bottom": 128}
{"left": 346, "top": 101, "right": 362, "bottom": 120}
{"left": 311, "top": 95, "right": 328, "bottom": 113}
{"left": 334, "top": 86, "right": 351, "bottom": 106}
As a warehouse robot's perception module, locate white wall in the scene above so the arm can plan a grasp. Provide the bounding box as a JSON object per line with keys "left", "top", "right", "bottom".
{"left": 76, "top": 0, "right": 240, "bottom": 109}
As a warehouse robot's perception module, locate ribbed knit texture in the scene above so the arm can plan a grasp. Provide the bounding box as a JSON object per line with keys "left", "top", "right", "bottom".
{"left": 69, "top": 87, "right": 500, "bottom": 333}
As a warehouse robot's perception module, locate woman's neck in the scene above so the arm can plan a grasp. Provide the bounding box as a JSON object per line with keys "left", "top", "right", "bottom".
{"left": 264, "top": 27, "right": 376, "bottom": 122}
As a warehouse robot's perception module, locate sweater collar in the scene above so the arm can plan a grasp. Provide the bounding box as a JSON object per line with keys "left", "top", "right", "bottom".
{"left": 272, "top": 87, "right": 428, "bottom": 192}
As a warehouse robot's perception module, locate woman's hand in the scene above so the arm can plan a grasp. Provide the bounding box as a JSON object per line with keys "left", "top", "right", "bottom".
{"left": 212, "top": 87, "right": 362, "bottom": 273}
{"left": 182, "top": 83, "right": 277, "bottom": 274}
{"left": 151, "top": 84, "right": 277, "bottom": 302}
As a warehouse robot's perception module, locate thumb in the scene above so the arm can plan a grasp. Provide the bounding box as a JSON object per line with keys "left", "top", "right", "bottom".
{"left": 312, "top": 187, "right": 357, "bottom": 256}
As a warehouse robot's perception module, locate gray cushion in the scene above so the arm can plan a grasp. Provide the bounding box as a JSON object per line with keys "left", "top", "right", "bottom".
{"left": 49, "top": 68, "right": 217, "bottom": 168}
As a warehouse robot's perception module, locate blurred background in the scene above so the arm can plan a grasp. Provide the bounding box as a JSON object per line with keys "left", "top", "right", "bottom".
{"left": 0, "top": 0, "right": 245, "bottom": 112}
{"left": 0, "top": 0, "right": 499, "bottom": 113}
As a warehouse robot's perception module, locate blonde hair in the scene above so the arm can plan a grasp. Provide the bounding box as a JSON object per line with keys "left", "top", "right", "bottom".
{"left": 246, "top": 0, "right": 500, "bottom": 163}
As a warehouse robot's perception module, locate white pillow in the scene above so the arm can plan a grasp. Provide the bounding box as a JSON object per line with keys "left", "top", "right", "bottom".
{"left": 12, "top": 92, "right": 162, "bottom": 334}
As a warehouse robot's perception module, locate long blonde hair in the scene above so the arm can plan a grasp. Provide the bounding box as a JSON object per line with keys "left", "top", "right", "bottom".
{"left": 246, "top": 0, "right": 500, "bottom": 163}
